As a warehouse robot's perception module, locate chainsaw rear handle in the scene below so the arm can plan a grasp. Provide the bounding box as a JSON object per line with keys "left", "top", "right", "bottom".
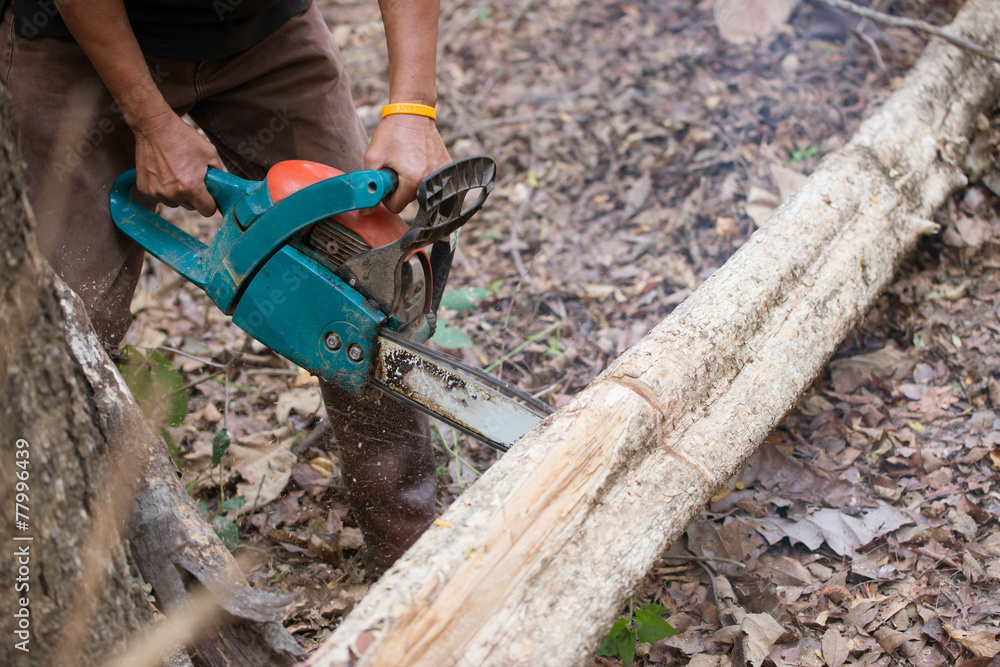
{"left": 110, "top": 165, "right": 397, "bottom": 309}
{"left": 108, "top": 168, "right": 254, "bottom": 289}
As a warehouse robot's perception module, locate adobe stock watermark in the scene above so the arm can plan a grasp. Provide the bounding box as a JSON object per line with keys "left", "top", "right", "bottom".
{"left": 51, "top": 65, "right": 171, "bottom": 184}
{"left": 234, "top": 107, "right": 293, "bottom": 165}
{"left": 17, "top": 0, "right": 58, "bottom": 39}
{"left": 213, "top": 0, "right": 245, "bottom": 21}
{"left": 11, "top": 438, "right": 33, "bottom": 654}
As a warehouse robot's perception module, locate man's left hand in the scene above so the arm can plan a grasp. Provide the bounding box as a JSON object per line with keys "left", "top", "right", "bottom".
{"left": 363, "top": 113, "right": 451, "bottom": 213}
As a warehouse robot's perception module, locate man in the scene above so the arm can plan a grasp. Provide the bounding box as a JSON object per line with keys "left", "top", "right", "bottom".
{"left": 1, "top": 0, "right": 450, "bottom": 573}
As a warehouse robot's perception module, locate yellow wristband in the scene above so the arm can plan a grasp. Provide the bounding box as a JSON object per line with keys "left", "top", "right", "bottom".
{"left": 382, "top": 103, "right": 437, "bottom": 121}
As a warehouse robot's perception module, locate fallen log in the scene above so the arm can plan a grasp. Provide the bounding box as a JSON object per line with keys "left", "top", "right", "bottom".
{"left": 309, "top": 1, "right": 1000, "bottom": 664}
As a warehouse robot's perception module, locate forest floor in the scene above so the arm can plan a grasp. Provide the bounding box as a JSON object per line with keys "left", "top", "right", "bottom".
{"left": 127, "top": 0, "right": 1000, "bottom": 664}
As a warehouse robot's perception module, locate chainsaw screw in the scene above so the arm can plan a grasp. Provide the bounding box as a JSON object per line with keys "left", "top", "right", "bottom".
{"left": 324, "top": 333, "right": 343, "bottom": 352}
{"left": 347, "top": 344, "right": 364, "bottom": 362}
{"left": 349, "top": 278, "right": 356, "bottom": 286}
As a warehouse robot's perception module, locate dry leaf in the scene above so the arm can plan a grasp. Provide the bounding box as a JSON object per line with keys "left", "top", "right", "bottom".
{"left": 232, "top": 433, "right": 297, "bottom": 507}
{"left": 339, "top": 526, "right": 364, "bottom": 550}
{"left": 942, "top": 623, "right": 1000, "bottom": 658}
{"left": 907, "top": 386, "right": 959, "bottom": 422}
{"left": 821, "top": 627, "right": 849, "bottom": 667}
{"left": 770, "top": 163, "right": 809, "bottom": 201}
{"left": 745, "top": 185, "right": 781, "bottom": 228}
{"left": 953, "top": 216, "right": 994, "bottom": 248}
{"left": 963, "top": 551, "right": 986, "bottom": 583}
{"left": 687, "top": 657, "right": 723, "bottom": 667}
{"left": 874, "top": 627, "right": 924, "bottom": 655}
{"left": 202, "top": 402, "right": 223, "bottom": 423}
{"left": 715, "top": 216, "right": 739, "bottom": 238}
{"left": 756, "top": 503, "right": 913, "bottom": 557}
{"left": 741, "top": 612, "right": 786, "bottom": 667}
{"left": 275, "top": 386, "right": 323, "bottom": 423}
{"left": 843, "top": 599, "right": 880, "bottom": 630}
{"left": 828, "top": 344, "right": 914, "bottom": 386}
{"left": 293, "top": 366, "right": 319, "bottom": 387}
{"left": 713, "top": 0, "right": 799, "bottom": 44}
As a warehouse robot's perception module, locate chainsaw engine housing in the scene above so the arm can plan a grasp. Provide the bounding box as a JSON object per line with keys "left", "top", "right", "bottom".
{"left": 266, "top": 160, "right": 434, "bottom": 338}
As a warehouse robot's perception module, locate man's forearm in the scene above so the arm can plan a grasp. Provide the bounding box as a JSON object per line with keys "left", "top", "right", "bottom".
{"left": 53, "top": 0, "right": 171, "bottom": 131}
{"left": 377, "top": 0, "right": 441, "bottom": 106}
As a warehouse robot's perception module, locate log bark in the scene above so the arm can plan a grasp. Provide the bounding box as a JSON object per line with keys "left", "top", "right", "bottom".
{"left": 0, "top": 86, "right": 303, "bottom": 666}
{"left": 309, "top": 1, "right": 1000, "bottom": 665}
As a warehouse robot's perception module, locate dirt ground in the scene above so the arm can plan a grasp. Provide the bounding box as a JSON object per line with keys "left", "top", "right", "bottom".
{"left": 127, "top": 0, "right": 1000, "bottom": 664}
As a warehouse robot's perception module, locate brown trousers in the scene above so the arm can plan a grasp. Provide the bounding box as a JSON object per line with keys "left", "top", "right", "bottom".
{"left": 1, "top": 4, "right": 435, "bottom": 573}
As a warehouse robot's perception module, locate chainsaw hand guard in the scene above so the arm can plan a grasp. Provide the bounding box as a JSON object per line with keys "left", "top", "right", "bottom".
{"left": 337, "top": 156, "right": 496, "bottom": 318}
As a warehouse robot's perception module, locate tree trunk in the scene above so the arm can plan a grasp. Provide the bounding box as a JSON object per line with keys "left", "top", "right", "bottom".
{"left": 0, "top": 86, "right": 303, "bottom": 666}
{"left": 308, "top": 1, "right": 1000, "bottom": 665}
{"left": 0, "top": 89, "right": 151, "bottom": 667}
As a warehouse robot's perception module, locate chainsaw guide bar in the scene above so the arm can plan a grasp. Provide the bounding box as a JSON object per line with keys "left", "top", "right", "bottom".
{"left": 372, "top": 331, "right": 551, "bottom": 452}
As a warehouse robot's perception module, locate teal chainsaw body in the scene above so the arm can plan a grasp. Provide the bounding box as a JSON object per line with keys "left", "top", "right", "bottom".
{"left": 109, "top": 157, "right": 496, "bottom": 396}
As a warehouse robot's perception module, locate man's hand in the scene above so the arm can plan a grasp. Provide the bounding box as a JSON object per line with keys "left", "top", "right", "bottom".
{"left": 364, "top": 113, "right": 451, "bottom": 213}
{"left": 133, "top": 110, "right": 224, "bottom": 216}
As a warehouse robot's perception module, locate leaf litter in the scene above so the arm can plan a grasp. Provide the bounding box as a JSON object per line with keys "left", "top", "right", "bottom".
{"left": 122, "top": 0, "right": 1000, "bottom": 661}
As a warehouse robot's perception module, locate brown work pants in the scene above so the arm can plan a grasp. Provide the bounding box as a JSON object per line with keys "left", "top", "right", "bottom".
{"left": 1, "top": 4, "right": 435, "bottom": 574}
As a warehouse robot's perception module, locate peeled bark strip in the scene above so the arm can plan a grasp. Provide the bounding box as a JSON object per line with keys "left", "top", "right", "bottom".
{"left": 310, "top": 2, "right": 1000, "bottom": 666}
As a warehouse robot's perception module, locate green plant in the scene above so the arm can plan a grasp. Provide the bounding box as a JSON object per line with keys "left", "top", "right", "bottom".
{"left": 195, "top": 491, "right": 246, "bottom": 551}
{"left": 431, "top": 422, "right": 482, "bottom": 493}
{"left": 120, "top": 344, "right": 188, "bottom": 460}
{"left": 596, "top": 600, "right": 676, "bottom": 665}
{"left": 439, "top": 286, "right": 494, "bottom": 311}
{"left": 431, "top": 287, "right": 498, "bottom": 350}
{"left": 485, "top": 322, "right": 561, "bottom": 373}
{"left": 182, "top": 426, "right": 244, "bottom": 550}
{"left": 789, "top": 145, "right": 819, "bottom": 162}
{"left": 430, "top": 325, "right": 474, "bottom": 349}
{"left": 121, "top": 343, "right": 249, "bottom": 551}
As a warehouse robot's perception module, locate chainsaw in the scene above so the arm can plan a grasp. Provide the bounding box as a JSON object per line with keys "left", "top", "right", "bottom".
{"left": 109, "top": 156, "right": 549, "bottom": 451}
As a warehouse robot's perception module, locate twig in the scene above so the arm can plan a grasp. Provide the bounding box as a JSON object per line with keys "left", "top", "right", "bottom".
{"left": 484, "top": 321, "right": 561, "bottom": 373}
{"left": 223, "top": 336, "right": 254, "bottom": 431}
{"left": 291, "top": 416, "right": 331, "bottom": 456}
{"left": 431, "top": 423, "right": 482, "bottom": 493}
{"left": 811, "top": 0, "right": 1000, "bottom": 64}
{"left": 168, "top": 368, "right": 226, "bottom": 397}
{"left": 661, "top": 554, "right": 748, "bottom": 569}
{"left": 857, "top": 29, "right": 887, "bottom": 71}
{"left": 156, "top": 345, "right": 227, "bottom": 369}
{"left": 163, "top": 335, "right": 254, "bottom": 398}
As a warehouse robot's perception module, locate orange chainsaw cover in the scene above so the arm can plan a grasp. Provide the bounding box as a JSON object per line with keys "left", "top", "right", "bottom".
{"left": 266, "top": 159, "right": 411, "bottom": 251}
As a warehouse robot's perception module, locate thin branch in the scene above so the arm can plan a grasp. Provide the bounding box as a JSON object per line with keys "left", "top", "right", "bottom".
{"left": 157, "top": 345, "right": 227, "bottom": 369}
{"left": 811, "top": 0, "right": 1000, "bottom": 65}
{"left": 290, "top": 416, "right": 331, "bottom": 456}
{"left": 660, "top": 554, "right": 748, "bottom": 569}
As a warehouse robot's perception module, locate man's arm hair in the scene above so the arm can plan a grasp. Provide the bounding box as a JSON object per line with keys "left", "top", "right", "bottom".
{"left": 377, "top": 0, "right": 441, "bottom": 108}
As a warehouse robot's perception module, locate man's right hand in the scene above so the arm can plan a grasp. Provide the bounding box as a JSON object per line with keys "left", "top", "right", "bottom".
{"left": 132, "top": 110, "right": 223, "bottom": 217}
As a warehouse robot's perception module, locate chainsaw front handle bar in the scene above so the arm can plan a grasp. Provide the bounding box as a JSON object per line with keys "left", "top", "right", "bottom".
{"left": 338, "top": 156, "right": 496, "bottom": 314}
